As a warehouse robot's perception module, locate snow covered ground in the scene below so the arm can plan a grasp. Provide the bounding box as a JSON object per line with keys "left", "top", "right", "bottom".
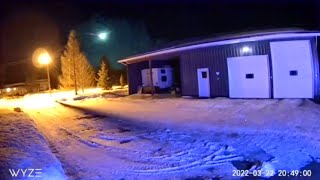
{"left": 1, "top": 89, "right": 320, "bottom": 179}
{"left": 58, "top": 94, "right": 320, "bottom": 178}
{"left": 0, "top": 108, "right": 65, "bottom": 179}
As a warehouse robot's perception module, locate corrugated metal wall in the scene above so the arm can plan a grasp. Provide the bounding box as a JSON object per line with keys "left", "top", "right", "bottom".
{"left": 126, "top": 38, "right": 320, "bottom": 100}
{"left": 127, "top": 61, "right": 148, "bottom": 95}
{"left": 179, "top": 41, "right": 271, "bottom": 97}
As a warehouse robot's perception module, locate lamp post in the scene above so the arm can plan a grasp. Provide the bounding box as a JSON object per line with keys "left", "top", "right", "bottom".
{"left": 38, "top": 51, "right": 52, "bottom": 95}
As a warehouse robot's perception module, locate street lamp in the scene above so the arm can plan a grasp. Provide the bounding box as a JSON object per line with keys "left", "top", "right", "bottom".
{"left": 38, "top": 51, "right": 52, "bottom": 95}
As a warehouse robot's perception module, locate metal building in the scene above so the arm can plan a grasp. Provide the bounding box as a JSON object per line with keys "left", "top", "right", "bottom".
{"left": 118, "top": 30, "right": 320, "bottom": 101}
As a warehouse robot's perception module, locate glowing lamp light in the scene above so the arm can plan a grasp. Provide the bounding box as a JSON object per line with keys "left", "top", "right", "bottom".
{"left": 242, "top": 46, "right": 252, "bottom": 54}
{"left": 6, "top": 88, "right": 11, "bottom": 92}
{"left": 38, "top": 52, "right": 52, "bottom": 65}
{"left": 13, "top": 88, "right": 16, "bottom": 91}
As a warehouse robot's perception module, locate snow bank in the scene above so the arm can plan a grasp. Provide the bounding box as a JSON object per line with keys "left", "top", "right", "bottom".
{"left": 0, "top": 109, "right": 66, "bottom": 179}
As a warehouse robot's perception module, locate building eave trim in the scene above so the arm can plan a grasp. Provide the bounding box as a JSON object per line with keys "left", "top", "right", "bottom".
{"left": 118, "top": 33, "right": 320, "bottom": 64}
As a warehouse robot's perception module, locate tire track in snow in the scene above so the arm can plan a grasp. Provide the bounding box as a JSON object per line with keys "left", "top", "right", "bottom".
{"left": 58, "top": 117, "right": 245, "bottom": 175}
{"left": 25, "top": 102, "right": 278, "bottom": 178}
{"left": 130, "top": 151, "right": 243, "bottom": 174}
{"left": 96, "top": 129, "right": 245, "bottom": 174}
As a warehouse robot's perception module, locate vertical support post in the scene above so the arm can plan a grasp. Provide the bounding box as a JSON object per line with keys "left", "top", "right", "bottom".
{"left": 46, "top": 64, "right": 51, "bottom": 96}
{"left": 149, "top": 60, "right": 154, "bottom": 96}
{"left": 126, "top": 65, "right": 130, "bottom": 95}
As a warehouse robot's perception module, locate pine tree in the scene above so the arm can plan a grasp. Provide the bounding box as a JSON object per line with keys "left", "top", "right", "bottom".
{"left": 100, "top": 56, "right": 116, "bottom": 84}
{"left": 97, "top": 61, "right": 111, "bottom": 89}
{"left": 77, "top": 53, "right": 96, "bottom": 92}
{"left": 59, "top": 30, "right": 81, "bottom": 89}
{"left": 120, "top": 73, "right": 125, "bottom": 86}
{"left": 59, "top": 30, "right": 95, "bottom": 92}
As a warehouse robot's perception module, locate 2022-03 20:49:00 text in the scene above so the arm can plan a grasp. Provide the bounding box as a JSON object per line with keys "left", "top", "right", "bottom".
{"left": 232, "top": 169, "right": 312, "bottom": 177}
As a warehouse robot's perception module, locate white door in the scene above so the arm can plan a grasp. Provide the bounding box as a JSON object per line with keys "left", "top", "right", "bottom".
{"left": 227, "top": 55, "right": 271, "bottom": 98}
{"left": 197, "top": 68, "right": 210, "bottom": 97}
{"left": 270, "top": 40, "right": 314, "bottom": 98}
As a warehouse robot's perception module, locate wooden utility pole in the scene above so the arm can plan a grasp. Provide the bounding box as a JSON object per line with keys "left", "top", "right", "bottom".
{"left": 46, "top": 64, "right": 51, "bottom": 96}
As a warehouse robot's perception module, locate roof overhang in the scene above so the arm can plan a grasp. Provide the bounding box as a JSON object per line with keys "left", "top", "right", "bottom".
{"left": 118, "top": 32, "right": 320, "bottom": 65}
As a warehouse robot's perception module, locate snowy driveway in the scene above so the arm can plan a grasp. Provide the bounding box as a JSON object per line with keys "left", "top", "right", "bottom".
{"left": 3, "top": 92, "right": 320, "bottom": 179}
{"left": 24, "top": 102, "right": 245, "bottom": 179}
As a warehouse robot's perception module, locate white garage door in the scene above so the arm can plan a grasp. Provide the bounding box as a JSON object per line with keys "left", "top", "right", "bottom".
{"left": 270, "top": 40, "right": 314, "bottom": 98}
{"left": 227, "top": 55, "right": 271, "bottom": 98}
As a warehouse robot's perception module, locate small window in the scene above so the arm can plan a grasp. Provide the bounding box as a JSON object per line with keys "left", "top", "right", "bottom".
{"left": 161, "top": 69, "right": 166, "bottom": 74}
{"left": 202, "top": 72, "right": 207, "bottom": 78}
{"left": 290, "top": 70, "right": 298, "bottom": 76}
{"left": 246, "top": 74, "right": 254, "bottom": 79}
{"left": 161, "top": 76, "right": 167, "bottom": 82}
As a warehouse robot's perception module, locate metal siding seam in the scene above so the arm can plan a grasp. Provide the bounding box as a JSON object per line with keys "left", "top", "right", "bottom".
{"left": 196, "top": 52, "right": 201, "bottom": 95}
{"left": 188, "top": 53, "right": 193, "bottom": 96}
{"left": 235, "top": 45, "right": 240, "bottom": 57}
{"left": 190, "top": 53, "right": 195, "bottom": 96}
{"left": 180, "top": 54, "right": 186, "bottom": 96}
{"left": 181, "top": 54, "right": 187, "bottom": 95}
{"left": 207, "top": 50, "right": 213, "bottom": 97}
{"left": 216, "top": 48, "right": 220, "bottom": 96}
{"left": 224, "top": 47, "right": 229, "bottom": 95}
{"left": 220, "top": 48, "right": 223, "bottom": 96}
{"left": 209, "top": 50, "right": 215, "bottom": 97}
{"left": 217, "top": 48, "right": 222, "bottom": 96}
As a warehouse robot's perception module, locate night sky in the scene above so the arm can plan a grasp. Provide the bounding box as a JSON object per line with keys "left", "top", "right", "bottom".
{"left": 0, "top": 0, "right": 319, "bottom": 65}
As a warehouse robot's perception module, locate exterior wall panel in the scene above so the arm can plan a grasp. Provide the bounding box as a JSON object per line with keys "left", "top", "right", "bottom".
{"left": 127, "top": 61, "right": 148, "bottom": 95}
{"left": 180, "top": 41, "right": 271, "bottom": 97}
